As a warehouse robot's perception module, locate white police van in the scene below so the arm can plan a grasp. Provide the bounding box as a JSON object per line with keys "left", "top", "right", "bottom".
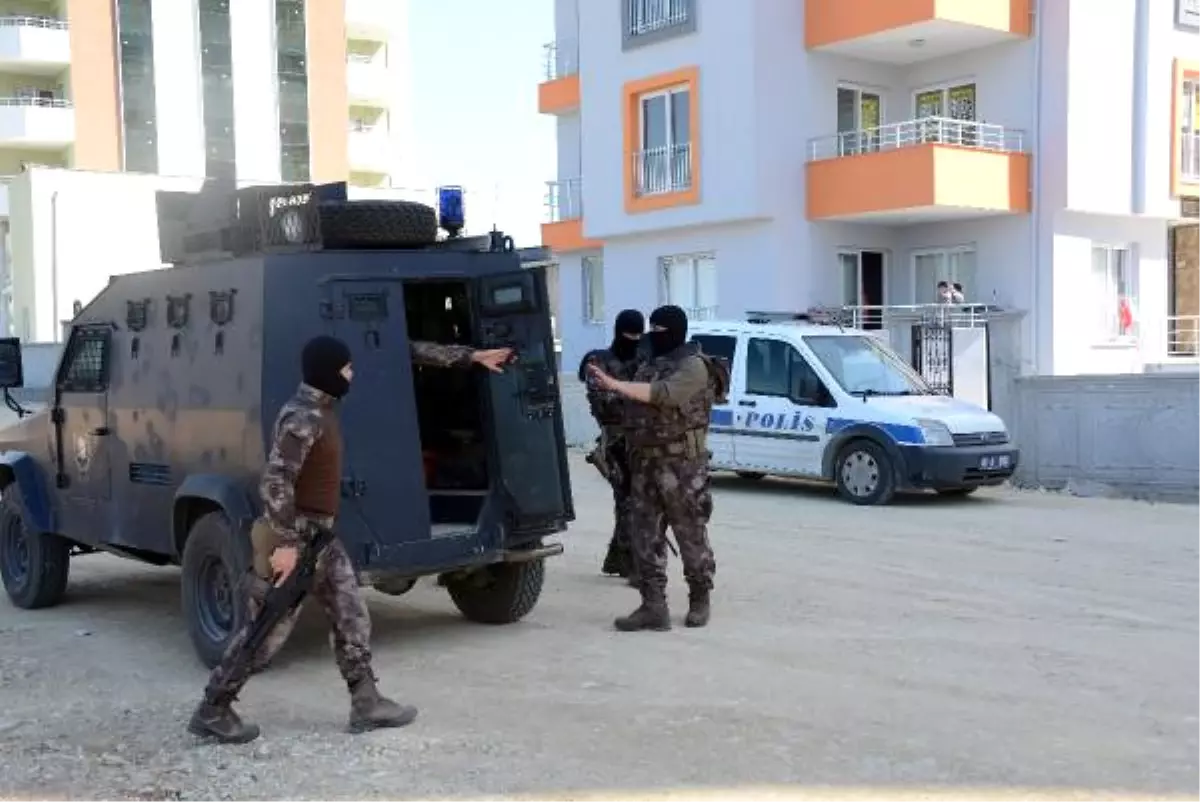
{"left": 690, "top": 313, "right": 1018, "bottom": 505}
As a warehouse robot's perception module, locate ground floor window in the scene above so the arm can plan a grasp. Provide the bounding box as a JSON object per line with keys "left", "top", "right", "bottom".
{"left": 912, "top": 246, "right": 977, "bottom": 304}
{"left": 581, "top": 255, "right": 604, "bottom": 324}
{"left": 1091, "top": 244, "right": 1136, "bottom": 341}
{"left": 658, "top": 252, "right": 717, "bottom": 320}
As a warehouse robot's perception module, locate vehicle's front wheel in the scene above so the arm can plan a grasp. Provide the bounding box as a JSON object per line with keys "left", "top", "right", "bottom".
{"left": 446, "top": 559, "right": 545, "bottom": 625}
{"left": 835, "top": 439, "right": 897, "bottom": 506}
{"left": 0, "top": 490, "right": 70, "bottom": 609}
{"left": 181, "top": 511, "right": 251, "bottom": 669}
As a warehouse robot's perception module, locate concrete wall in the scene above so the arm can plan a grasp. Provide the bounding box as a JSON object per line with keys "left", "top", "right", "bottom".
{"left": 1011, "top": 371, "right": 1200, "bottom": 500}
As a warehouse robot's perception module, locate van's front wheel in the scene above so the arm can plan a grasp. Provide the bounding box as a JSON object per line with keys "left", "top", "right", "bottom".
{"left": 835, "top": 440, "right": 896, "bottom": 506}
{"left": 446, "top": 559, "right": 545, "bottom": 625}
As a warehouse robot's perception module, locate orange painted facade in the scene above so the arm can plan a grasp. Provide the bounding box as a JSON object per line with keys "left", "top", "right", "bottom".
{"left": 806, "top": 144, "right": 1030, "bottom": 220}
{"left": 538, "top": 75, "right": 580, "bottom": 115}
{"left": 65, "top": 0, "right": 122, "bottom": 171}
{"left": 1170, "top": 58, "right": 1199, "bottom": 200}
{"left": 541, "top": 219, "right": 601, "bottom": 252}
{"left": 621, "top": 66, "right": 700, "bottom": 214}
{"left": 805, "top": 0, "right": 1030, "bottom": 49}
{"left": 306, "top": 0, "right": 350, "bottom": 183}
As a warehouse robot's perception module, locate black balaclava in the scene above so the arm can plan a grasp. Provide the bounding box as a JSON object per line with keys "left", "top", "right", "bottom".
{"left": 610, "top": 308, "right": 645, "bottom": 361}
{"left": 301, "top": 335, "right": 352, "bottom": 399}
{"left": 647, "top": 305, "right": 688, "bottom": 357}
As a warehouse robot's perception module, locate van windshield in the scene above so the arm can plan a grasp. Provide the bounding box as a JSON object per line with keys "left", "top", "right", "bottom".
{"left": 803, "top": 335, "right": 934, "bottom": 397}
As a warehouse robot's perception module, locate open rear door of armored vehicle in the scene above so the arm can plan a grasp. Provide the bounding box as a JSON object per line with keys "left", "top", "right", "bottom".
{"left": 473, "top": 267, "right": 575, "bottom": 534}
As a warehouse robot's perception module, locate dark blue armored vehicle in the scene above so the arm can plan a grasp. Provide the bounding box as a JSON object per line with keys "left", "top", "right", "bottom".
{"left": 0, "top": 181, "right": 573, "bottom": 667}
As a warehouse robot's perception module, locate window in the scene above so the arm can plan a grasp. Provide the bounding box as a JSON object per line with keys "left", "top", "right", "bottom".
{"left": 276, "top": 0, "right": 311, "bottom": 182}
{"left": 199, "top": 0, "right": 236, "bottom": 179}
{"left": 1091, "top": 245, "right": 1136, "bottom": 340}
{"left": 623, "top": 0, "right": 695, "bottom": 48}
{"left": 690, "top": 334, "right": 737, "bottom": 365}
{"left": 744, "top": 338, "right": 831, "bottom": 404}
{"left": 913, "top": 247, "right": 977, "bottom": 304}
{"left": 636, "top": 86, "right": 691, "bottom": 196}
{"left": 914, "top": 82, "right": 977, "bottom": 145}
{"left": 581, "top": 255, "right": 604, "bottom": 324}
{"left": 805, "top": 335, "right": 931, "bottom": 397}
{"left": 117, "top": 0, "right": 158, "bottom": 173}
{"left": 1180, "top": 74, "right": 1199, "bottom": 182}
{"left": 836, "top": 86, "right": 882, "bottom": 155}
{"left": 658, "top": 253, "right": 716, "bottom": 320}
{"left": 58, "top": 330, "right": 111, "bottom": 393}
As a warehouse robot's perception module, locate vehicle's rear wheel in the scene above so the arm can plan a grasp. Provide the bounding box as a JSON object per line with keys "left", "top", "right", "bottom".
{"left": 181, "top": 511, "right": 251, "bottom": 669}
{"left": 835, "top": 439, "right": 896, "bottom": 506}
{"left": 736, "top": 471, "right": 766, "bottom": 481}
{"left": 0, "top": 489, "right": 70, "bottom": 609}
{"left": 936, "top": 486, "right": 979, "bottom": 497}
{"left": 446, "top": 559, "right": 544, "bottom": 625}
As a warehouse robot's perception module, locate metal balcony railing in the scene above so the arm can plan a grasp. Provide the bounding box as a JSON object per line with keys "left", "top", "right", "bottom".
{"left": 808, "top": 117, "right": 1027, "bottom": 161}
{"left": 1167, "top": 314, "right": 1199, "bottom": 358}
{"left": 828, "top": 304, "right": 1025, "bottom": 330}
{"left": 542, "top": 40, "right": 578, "bottom": 81}
{"left": 0, "top": 96, "right": 71, "bottom": 109}
{"left": 0, "top": 16, "right": 67, "bottom": 30}
{"left": 545, "top": 178, "right": 583, "bottom": 222}
{"left": 1181, "top": 131, "right": 1200, "bottom": 183}
{"left": 632, "top": 143, "right": 692, "bottom": 196}
{"left": 626, "top": 0, "right": 691, "bottom": 37}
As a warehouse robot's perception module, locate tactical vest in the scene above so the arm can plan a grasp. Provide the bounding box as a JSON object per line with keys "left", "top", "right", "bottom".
{"left": 624, "top": 343, "right": 731, "bottom": 448}
{"left": 580, "top": 348, "right": 639, "bottom": 428}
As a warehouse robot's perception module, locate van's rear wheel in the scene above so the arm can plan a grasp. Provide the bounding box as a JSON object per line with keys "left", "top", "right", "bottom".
{"left": 181, "top": 511, "right": 251, "bottom": 669}
{"left": 446, "top": 559, "right": 544, "bottom": 625}
{"left": 0, "top": 491, "right": 70, "bottom": 610}
{"left": 835, "top": 440, "right": 896, "bottom": 506}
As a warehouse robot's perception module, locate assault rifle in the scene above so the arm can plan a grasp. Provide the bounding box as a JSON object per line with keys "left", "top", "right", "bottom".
{"left": 232, "top": 522, "right": 336, "bottom": 666}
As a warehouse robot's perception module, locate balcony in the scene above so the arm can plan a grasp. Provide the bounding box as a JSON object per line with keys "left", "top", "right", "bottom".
{"left": 1180, "top": 132, "right": 1199, "bottom": 185}
{"left": 538, "top": 40, "right": 579, "bottom": 115}
{"left": 0, "top": 16, "right": 70, "bottom": 74}
{"left": 347, "top": 130, "right": 390, "bottom": 174}
{"left": 805, "top": 0, "right": 1030, "bottom": 64}
{"left": 0, "top": 97, "right": 74, "bottom": 148}
{"left": 346, "top": 58, "right": 389, "bottom": 107}
{"left": 807, "top": 117, "right": 1030, "bottom": 223}
{"left": 542, "top": 178, "right": 600, "bottom": 252}
{"left": 345, "top": 0, "right": 389, "bottom": 41}
{"left": 1168, "top": 315, "right": 1199, "bottom": 359}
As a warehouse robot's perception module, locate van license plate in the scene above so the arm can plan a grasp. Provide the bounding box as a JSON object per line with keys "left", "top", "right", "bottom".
{"left": 979, "top": 454, "right": 1011, "bottom": 471}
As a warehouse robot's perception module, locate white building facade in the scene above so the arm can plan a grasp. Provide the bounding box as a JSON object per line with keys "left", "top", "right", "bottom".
{"left": 540, "top": 0, "right": 1200, "bottom": 383}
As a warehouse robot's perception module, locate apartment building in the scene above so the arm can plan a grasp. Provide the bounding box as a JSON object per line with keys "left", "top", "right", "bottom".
{"left": 0, "top": 0, "right": 411, "bottom": 341}
{"left": 540, "top": 0, "right": 1200, "bottom": 385}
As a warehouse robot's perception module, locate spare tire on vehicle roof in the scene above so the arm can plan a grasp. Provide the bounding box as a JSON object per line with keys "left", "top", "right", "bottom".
{"left": 317, "top": 200, "right": 438, "bottom": 249}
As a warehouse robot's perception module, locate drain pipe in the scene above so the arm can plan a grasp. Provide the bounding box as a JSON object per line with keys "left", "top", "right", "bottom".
{"left": 1131, "top": 0, "right": 1148, "bottom": 215}
{"left": 50, "top": 189, "right": 59, "bottom": 343}
{"left": 1028, "top": 0, "right": 1044, "bottom": 376}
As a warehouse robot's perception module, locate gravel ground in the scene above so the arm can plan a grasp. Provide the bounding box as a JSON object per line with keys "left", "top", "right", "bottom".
{"left": 0, "top": 455, "right": 1196, "bottom": 800}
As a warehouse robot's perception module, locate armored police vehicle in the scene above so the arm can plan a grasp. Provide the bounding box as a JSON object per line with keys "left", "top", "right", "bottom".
{"left": 0, "top": 181, "right": 574, "bottom": 667}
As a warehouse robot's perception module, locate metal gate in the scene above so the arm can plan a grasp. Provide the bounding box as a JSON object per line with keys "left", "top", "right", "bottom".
{"left": 911, "top": 323, "right": 953, "bottom": 395}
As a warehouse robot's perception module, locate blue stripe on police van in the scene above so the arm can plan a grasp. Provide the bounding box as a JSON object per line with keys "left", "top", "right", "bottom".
{"left": 826, "top": 417, "right": 925, "bottom": 445}
{"left": 711, "top": 408, "right": 734, "bottom": 427}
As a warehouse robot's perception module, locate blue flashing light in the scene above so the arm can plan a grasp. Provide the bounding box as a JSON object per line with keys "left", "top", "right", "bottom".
{"left": 437, "top": 185, "right": 465, "bottom": 236}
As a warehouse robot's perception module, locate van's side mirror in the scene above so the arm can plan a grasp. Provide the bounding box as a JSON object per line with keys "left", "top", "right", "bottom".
{"left": 0, "top": 337, "right": 24, "bottom": 390}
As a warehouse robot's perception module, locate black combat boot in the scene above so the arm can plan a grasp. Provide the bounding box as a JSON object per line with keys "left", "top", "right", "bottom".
{"left": 685, "top": 585, "right": 711, "bottom": 628}
{"left": 187, "top": 694, "right": 261, "bottom": 744}
{"left": 614, "top": 591, "right": 671, "bottom": 632}
{"left": 601, "top": 539, "right": 631, "bottom": 577}
{"left": 348, "top": 678, "right": 418, "bottom": 734}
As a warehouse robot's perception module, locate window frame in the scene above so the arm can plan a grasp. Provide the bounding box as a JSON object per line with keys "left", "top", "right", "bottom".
{"left": 1090, "top": 243, "right": 1138, "bottom": 344}
{"left": 657, "top": 252, "right": 717, "bottom": 320}
{"left": 638, "top": 84, "right": 690, "bottom": 152}
{"left": 622, "top": 66, "right": 700, "bottom": 213}
{"left": 56, "top": 327, "right": 113, "bottom": 394}
{"left": 743, "top": 336, "right": 835, "bottom": 407}
{"left": 836, "top": 83, "right": 885, "bottom": 155}
{"left": 581, "top": 254, "right": 605, "bottom": 325}
{"left": 910, "top": 245, "right": 977, "bottom": 304}
{"left": 690, "top": 333, "right": 737, "bottom": 366}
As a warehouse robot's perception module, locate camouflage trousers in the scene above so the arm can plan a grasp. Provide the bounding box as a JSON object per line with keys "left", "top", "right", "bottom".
{"left": 604, "top": 436, "right": 634, "bottom": 554}
{"left": 627, "top": 448, "right": 716, "bottom": 597}
{"left": 203, "top": 536, "right": 374, "bottom": 702}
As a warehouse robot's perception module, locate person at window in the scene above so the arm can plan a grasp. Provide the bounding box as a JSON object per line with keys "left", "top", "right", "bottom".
{"left": 188, "top": 335, "right": 513, "bottom": 744}
{"left": 937, "top": 281, "right": 954, "bottom": 304}
{"left": 578, "top": 309, "right": 649, "bottom": 583}
{"left": 587, "top": 305, "right": 730, "bottom": 632}
{"left": 951, "top": 282, "right": 966, "bottom": 304}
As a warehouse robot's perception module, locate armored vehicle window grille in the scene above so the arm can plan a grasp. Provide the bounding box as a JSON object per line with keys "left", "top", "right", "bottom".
{"left": 59, "top": 331, "right": 110, "bottom": 393}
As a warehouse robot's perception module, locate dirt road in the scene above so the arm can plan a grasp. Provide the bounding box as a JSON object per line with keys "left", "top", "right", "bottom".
{"left": 0, "top": 455, "right": 1196, "bottom": 799}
